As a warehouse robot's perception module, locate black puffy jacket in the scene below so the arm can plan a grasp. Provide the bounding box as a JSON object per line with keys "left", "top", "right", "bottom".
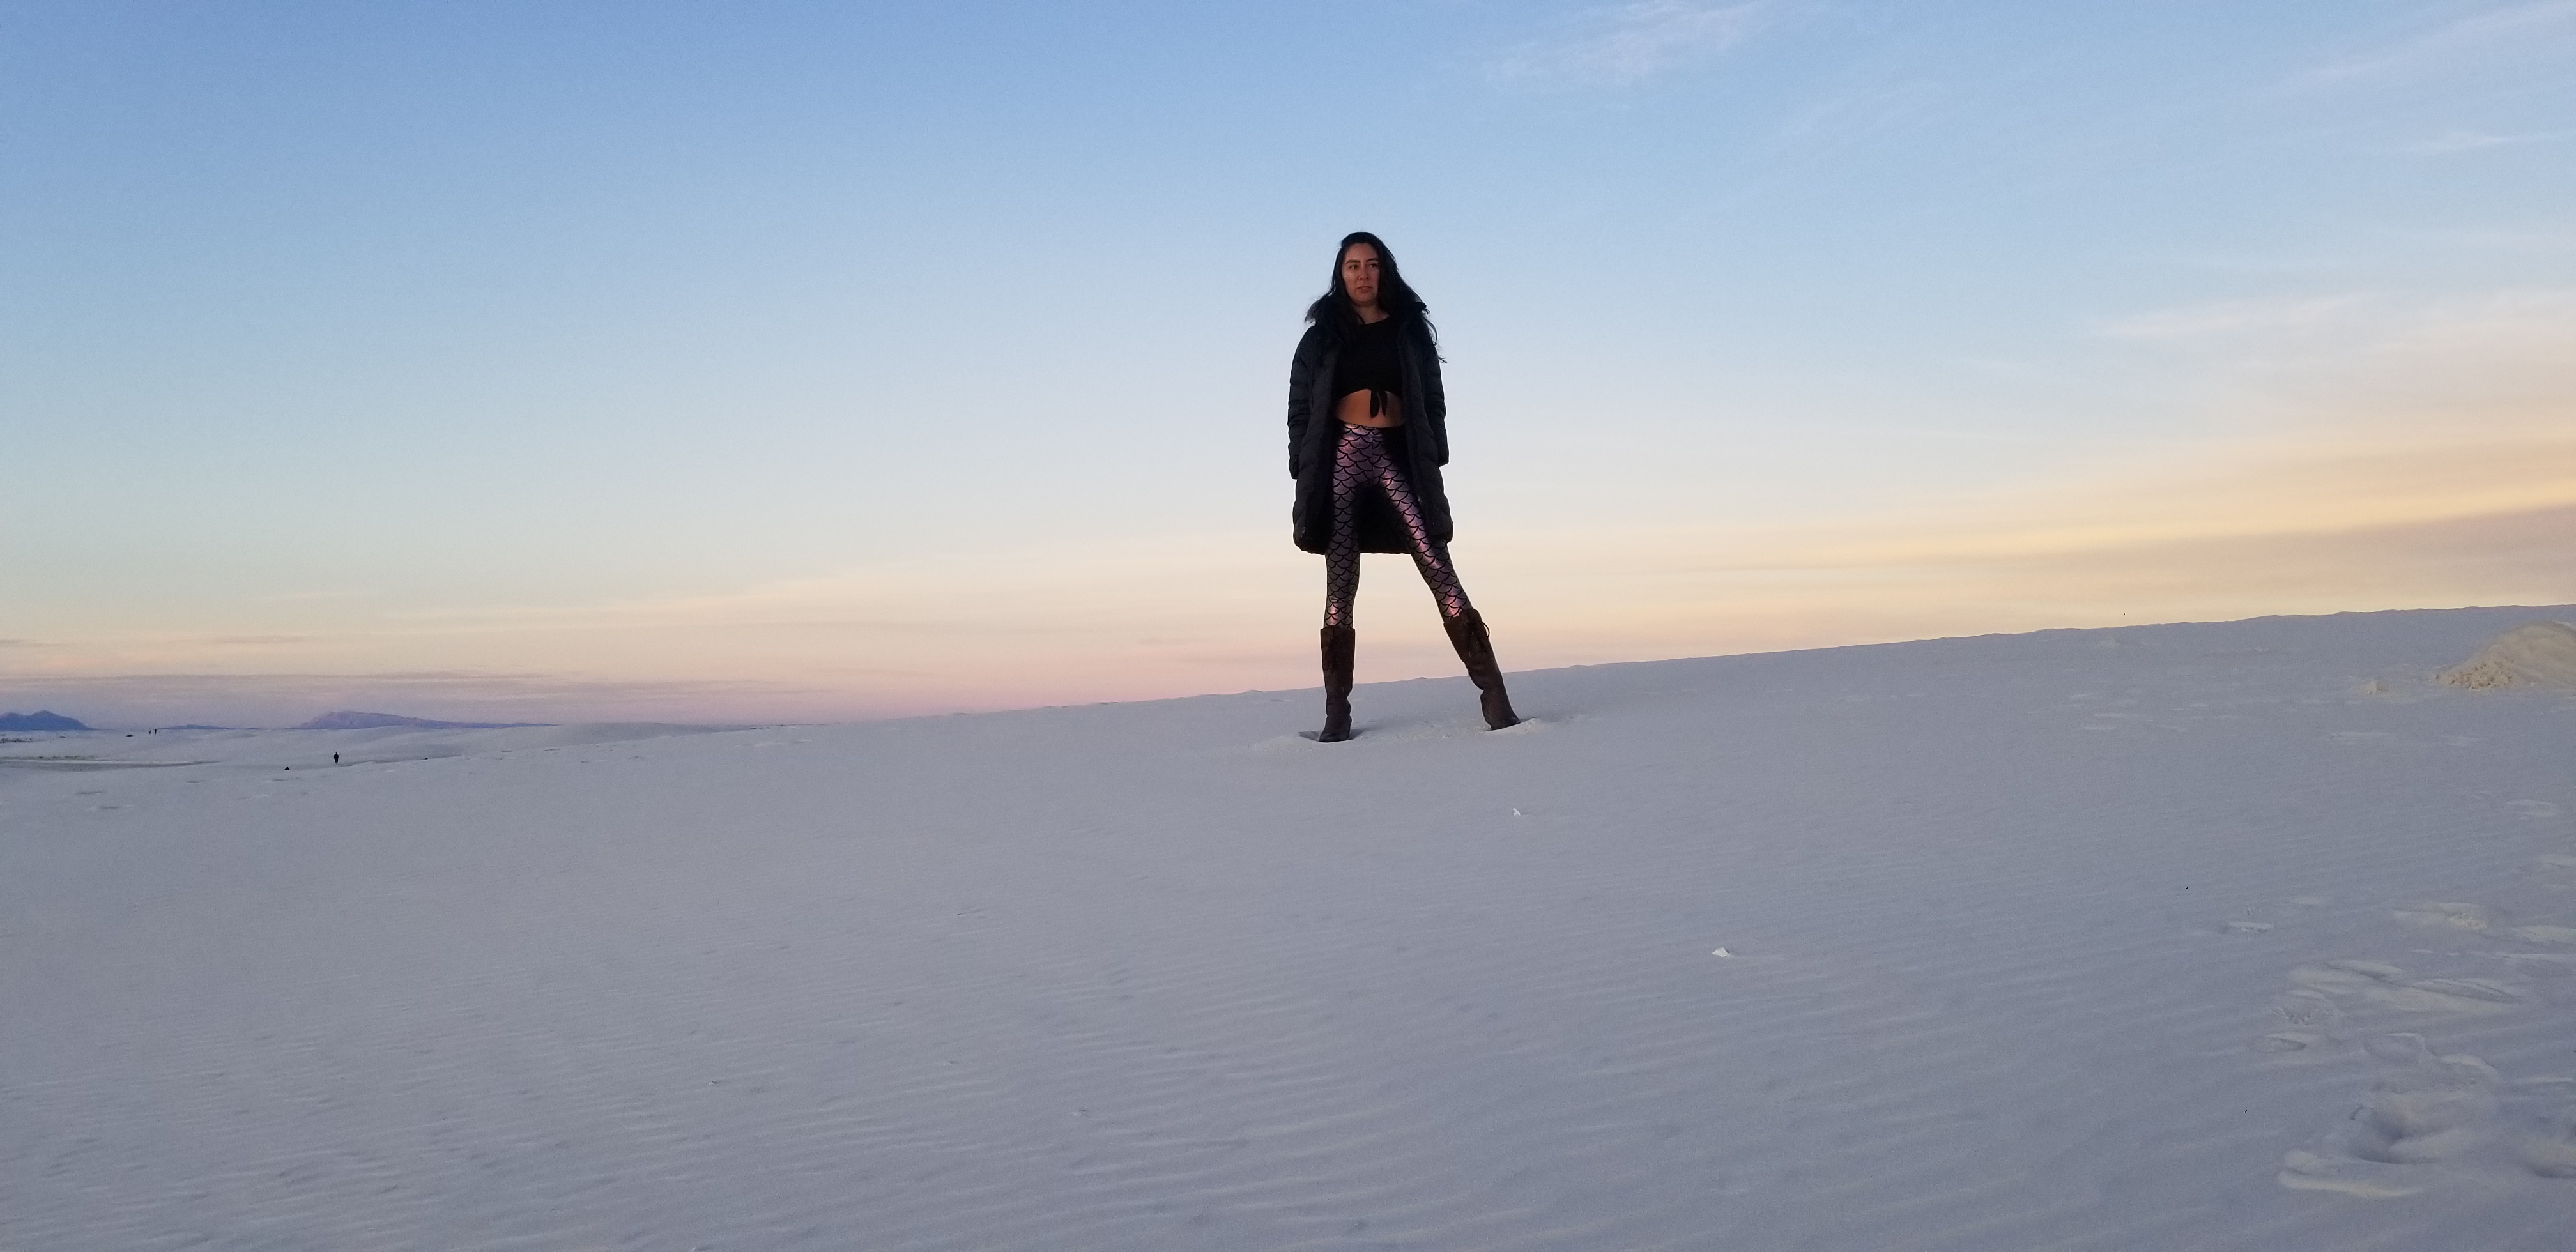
{"left": 1285, "top": 316, "right": 1453, "bottom": 554}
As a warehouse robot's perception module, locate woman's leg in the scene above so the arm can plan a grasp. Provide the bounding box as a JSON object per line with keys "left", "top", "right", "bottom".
{"left": 1366, "top": 436, "right": 1520, "bottom": 729}
{"left": 1313, "top": 425, "right": 1376, "bottom": 742}
{"left": 1322, "top": 425, "right": 1375, "bottom": 628}
{"left": 1365, "top": 443, "right": 1471, "bottom": 620}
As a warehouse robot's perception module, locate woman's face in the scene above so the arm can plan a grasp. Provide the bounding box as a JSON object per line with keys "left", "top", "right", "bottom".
{"left": 1339, "top": 243, "right": 1382, "bottom": 309}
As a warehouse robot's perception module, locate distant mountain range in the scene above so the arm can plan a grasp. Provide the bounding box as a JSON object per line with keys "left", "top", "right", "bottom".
{"left": 293, "top": 710, "right": 546, "bottom": 731}
{"left": 0, "top": 710, "right": 91, "bottom": 731}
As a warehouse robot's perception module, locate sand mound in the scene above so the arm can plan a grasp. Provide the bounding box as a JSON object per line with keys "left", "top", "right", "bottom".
{"left": 2437, "top": 621, "right": 2576, "bottom": 690}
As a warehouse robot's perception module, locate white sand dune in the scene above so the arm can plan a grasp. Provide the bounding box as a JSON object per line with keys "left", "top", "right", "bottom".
{"left": 5, "top": 606, "right": 2575, "bottom": 1249}
{"left": 2440, "top": 620, "right": 2576, "bottom": 691}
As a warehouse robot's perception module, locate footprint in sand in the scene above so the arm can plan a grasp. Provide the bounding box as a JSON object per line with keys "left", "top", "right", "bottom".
{"left": 2278, "top": 1150, "right": 2425, "bottom": 1197}
{"left": 2514, "top": 1085, "right": 2576, "bottom": 1179}
{"left": 2280, "top": 1033, "right": 2501, "bottom": 1196}
{"left": 2523, "top": 1138, "right": 2576, "bottom": 1178}
{"left": 2287, "top": 959, "right": 2522, "bottom": 1014}
{"left": 2268, "top": 886, "right": 2576, "bottom": 1189}
{"left": 2221, "top": 896, "right": 2329, "bottom": 937}
{"left": 2257, "top": 1032, "right": 2325, "bottom": 1053}
{"left": 2391, "top": 902, "right": 2497, "bottom": 934}
{"left": 2346, "top": 1034, "right": 2501, "bottom": 1164}
{"left": 2271, "top": 988, "right": 2340, "bottom": 1028}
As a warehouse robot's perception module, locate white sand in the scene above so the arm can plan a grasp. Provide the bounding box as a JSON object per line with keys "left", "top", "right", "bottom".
{"left": 5, "top": 606, "right": 2574, "bottom": 1249}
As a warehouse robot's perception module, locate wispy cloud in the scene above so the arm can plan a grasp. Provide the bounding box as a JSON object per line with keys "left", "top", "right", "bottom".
{"left": 2402, "top": 221, "right": 2576, "bottom": 251}
{"left": 2399, "top": 128, "right": 2563, "bottom": 155}
{"left": 254, "top": 588, "right": 383, "bottom": 604}
{"left": 2292, "top": 0, "right": 2576, "bottom": 86}
{"left": 2091, "top": 289, "right": 2576, "bottom": 370}
{"left": 1489, "top": 1, "right": 1772, "bottom": 89}
{"left": 2097, "top": 294, "right": 2378, "bottom": 342}
{"left": 2096, "top": 289, "right": 2576, "bottom": 415}
{"left": 1766, "top": 78, "right": 1949, "bottom": 154}
{"left": 1484, "top": 429, "right": 2576, "bottom": 664}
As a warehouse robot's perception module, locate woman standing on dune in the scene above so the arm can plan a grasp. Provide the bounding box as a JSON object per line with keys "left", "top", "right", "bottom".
{"left": 1287, "top": 231, "right": 1520, "bottom": 742}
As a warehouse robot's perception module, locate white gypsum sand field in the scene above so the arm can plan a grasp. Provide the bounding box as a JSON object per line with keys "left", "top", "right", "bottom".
{"left": 5, "top": 606, "right": 2575, "bottom": 1250}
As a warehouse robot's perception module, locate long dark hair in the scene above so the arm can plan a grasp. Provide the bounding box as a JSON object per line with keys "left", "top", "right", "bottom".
{"left": 1304, "top": 231, "right": 1437, "bottom": 348}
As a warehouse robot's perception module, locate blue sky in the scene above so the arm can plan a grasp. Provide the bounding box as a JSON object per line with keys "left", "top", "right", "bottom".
{"left": 6, "top": 1, "right": 2575, "bottom": 726}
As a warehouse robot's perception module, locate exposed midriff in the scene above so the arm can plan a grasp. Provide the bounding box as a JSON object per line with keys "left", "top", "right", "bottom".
{"left": 1337, "top": 390, "right": 1404, "bottom": 427}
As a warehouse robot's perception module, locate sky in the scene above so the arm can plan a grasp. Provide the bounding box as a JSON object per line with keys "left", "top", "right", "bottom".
{"left": 4, "top": 0, "right": 2575, "bottom": 728}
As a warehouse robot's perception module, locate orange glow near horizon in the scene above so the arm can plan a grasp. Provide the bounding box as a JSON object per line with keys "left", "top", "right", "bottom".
{"left": 11, "top": 293, "right": 2576, "bottom": 728}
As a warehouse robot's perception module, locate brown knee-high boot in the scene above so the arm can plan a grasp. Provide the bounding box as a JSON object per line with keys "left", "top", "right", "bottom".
{"left": 1317, "top": 625, "right": 1356, "bottom": 742}
{"left": 1442, "top": 609, "right": 1521, "bottom": 730}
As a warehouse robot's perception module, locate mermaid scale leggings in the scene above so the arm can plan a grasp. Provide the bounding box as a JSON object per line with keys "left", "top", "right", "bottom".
{"left": 1324, "top": 422, "right": 1471, "bottom": 628}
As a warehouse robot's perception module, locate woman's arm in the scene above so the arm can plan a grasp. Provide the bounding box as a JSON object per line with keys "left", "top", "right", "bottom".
{"left": 1415, "top": 324, "right": 1449, "bottom": 466}
{"left": 1286, "top": 328, "right": 1319, "bottom": 477}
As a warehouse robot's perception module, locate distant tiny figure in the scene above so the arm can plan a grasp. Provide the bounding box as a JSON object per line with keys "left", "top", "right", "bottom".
{"left": 333, "top": 752, "right": 340, "bottom": 765}
{"left": 1286, "top": 231, "right": 1521, "bottom": 742}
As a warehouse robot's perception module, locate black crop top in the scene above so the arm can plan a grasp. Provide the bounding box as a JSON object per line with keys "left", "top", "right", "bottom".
{"left": 1335, "top": 316, "right": 1405, "bottom": 416}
